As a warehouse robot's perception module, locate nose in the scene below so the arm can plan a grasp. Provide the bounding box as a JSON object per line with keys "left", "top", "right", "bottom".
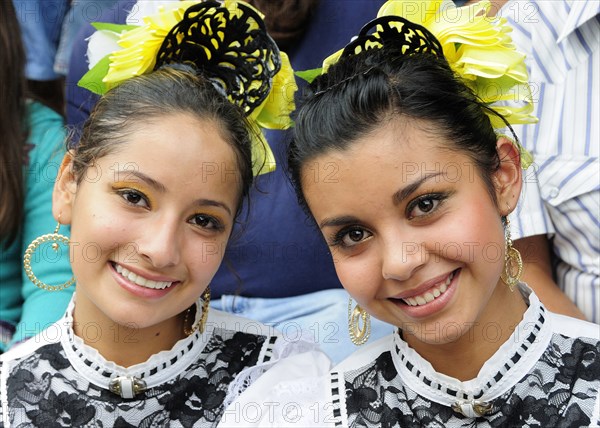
{"left": 136, "top": 215, "right": 181, "bottom": 269}
{"left": 381, "top": 237, "right": 427, "bottom": 281}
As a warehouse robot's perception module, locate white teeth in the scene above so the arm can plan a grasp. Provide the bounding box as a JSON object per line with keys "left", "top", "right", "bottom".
{"left": 401, "top": 271, "right": 455, "bottom": 307}
{"left": 114, "top": 264, "right": 172, "bottom": 290}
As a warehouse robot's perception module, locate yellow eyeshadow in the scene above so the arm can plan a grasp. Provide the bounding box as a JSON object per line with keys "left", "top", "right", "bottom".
{"left": 111, "top": 181, "right": 156, "bottom": 206}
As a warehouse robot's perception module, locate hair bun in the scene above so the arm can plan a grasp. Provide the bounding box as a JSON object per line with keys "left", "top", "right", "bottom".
{"left": 155, "top": 0, "right": 281, "bottom": 117}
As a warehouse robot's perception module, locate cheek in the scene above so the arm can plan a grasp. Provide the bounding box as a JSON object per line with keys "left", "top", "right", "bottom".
{"left": 434, "top": 210, "right": 504, "bottom": 270}
{"left": 333, "top": 254, "right": 378, "bottom": 302}
{"left": 186, "top": 239, "right": 227, "bottom": 278}
{"left": 68, "top": 203, "right": 131, "bottom": 265}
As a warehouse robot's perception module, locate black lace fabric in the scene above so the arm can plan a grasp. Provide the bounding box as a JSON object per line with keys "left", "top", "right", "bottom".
{"left": 3, "top": 328, "right": 266, "bottom": 427}
{"left": 340, "top": 335, "right": 600, "bottom": 427}
{"left": 332, "top": 291, "right": 600, "bottom": 428}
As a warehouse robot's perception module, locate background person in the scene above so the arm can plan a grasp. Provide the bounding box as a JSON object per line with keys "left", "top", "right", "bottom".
{"left": 0, "top": 0, "right": 74, "bottom": 353}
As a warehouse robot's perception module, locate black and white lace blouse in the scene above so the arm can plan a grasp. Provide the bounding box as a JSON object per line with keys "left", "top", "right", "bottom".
{"left": 222, "top": 285, "right": 600, "bottom": 427}
{"left": 328, "top": 285, "right": 600, "bottom": 427}
{"left": 0, "top": 296, "right": 315, "bottom": 427}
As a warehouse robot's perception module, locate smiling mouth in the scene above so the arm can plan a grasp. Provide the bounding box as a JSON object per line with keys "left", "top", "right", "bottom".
{"left": 113, "top": 263, "right": 175, "bottom": 290}
{"left": 400, "top": 270, "right": 457, "bottom": 307}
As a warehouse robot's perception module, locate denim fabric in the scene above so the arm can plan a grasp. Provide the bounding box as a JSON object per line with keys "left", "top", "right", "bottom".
{"left": 210, "top": 289, "right": 393, "bottom": 364}
{"left": 13, "top": 0, "right": 68, "bottom": 80}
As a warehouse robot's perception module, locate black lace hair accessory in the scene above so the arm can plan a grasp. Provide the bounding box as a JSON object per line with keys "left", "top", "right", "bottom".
{"left": 155, "top": 0, "right": 281, "bottom": 117}
{"left": 340, "top": 15, "right": 444, "bottom": 60}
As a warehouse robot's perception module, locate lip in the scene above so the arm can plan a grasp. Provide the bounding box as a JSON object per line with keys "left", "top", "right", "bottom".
{"left": 109, "top": 262, "right": 180, "bottom": 299}
{"left": 392, "top": 270, "right": 456, "bottom": 300}
{"left": 390, "top": 268, "right": 461, "bottom": 318}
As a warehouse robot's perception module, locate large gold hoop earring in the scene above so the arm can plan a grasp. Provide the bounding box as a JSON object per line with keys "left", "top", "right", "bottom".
{"left": 23, "top": 221, "right": 75, "bottom": 291}
{"left": 184, "top": 286, "right": 211, "bottom": 336}
{"left": 348, "top": 297, "right": 371, "bottom": 345}
{"left": 500, "top": 217, "right": 523, "bottom": 292}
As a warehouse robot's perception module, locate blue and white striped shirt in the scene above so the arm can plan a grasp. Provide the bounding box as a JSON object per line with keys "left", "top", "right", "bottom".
{"left": 503, "top": 1, "right": 599, "bottom": 322}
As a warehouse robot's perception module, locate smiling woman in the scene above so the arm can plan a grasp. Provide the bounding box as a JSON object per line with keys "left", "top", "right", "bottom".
{"left": 0, "top": 2, "right": 326, "bottom": 427}
{"left": 221, "top": 1, "right": 600, "bottom": 427}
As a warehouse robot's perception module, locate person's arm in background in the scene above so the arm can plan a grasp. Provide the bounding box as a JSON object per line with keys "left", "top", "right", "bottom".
{"left": 491, "top": 0, "right": 592, "bottom": 321}
{"left": 10, "top": 101, "right": 74, "bottom": 348}
{"left": 514, "top": 235, "right": 586, "bottom": 319}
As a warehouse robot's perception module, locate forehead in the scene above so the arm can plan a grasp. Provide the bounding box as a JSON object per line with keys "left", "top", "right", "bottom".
{"left": 101, "top": 113, "right": 240, "bottom": 188}
{"left": 304, "top": 118, "right": 456, "bottom": 177}
{"left": 300, "top": 118, "right": 476, "bottom": 204}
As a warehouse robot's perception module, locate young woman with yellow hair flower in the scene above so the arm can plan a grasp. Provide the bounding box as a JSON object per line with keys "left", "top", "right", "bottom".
{"left": 0, "top": 2, "right": 325, "bottom": 426}
{"left": 221, "top": 1, "right": 600, "bottom": 426}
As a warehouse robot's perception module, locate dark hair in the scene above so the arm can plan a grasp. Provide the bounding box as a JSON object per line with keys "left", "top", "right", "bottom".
{"left": 73, "top": 66, "right": 253, "bottom": 217}
{"left": 289, "top": 47, "right": 505, "bottom": 208}
{"left": 0, "top": 0, "right": 27, "bottom": 245}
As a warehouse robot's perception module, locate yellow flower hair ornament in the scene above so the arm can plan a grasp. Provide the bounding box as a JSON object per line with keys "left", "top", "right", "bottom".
{"left": 79, "top": 0, "right": 298, "bottom": 176}
{"left": 296, "top": 0, "right": 537, "bottom": 167}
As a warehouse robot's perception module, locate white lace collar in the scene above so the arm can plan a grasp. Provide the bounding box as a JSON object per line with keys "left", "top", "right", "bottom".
{"left": 391, "top": 284, "right": 552, "bottom": 406}
{"left": 58, "top": 294, "right": 214, "bottom": 394}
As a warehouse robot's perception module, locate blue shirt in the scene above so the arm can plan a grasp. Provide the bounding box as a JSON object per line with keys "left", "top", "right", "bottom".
{"left": 65, "top": 0, "right": 385, "bottom": 298}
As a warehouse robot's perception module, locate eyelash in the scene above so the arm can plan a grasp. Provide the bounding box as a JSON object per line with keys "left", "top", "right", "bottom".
{"left": 115, "top": 188, "right": 225, "bottom": 232}
{"left": 327, "top": 192, "right": 450, "bottom": 248}
{"left": 406, "top": 192, "right": 449, "bottom": 219}
{"left": 189, "top": 214, "right": 224, "bottom": 231}
{"left": 329, "top": 226, "right": 372, "bottom": 249}
{"left": 116, "top": 188, "right": 149, "bottom": 208}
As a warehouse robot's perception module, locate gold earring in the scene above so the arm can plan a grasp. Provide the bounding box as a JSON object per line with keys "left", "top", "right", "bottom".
{"left": 23, "top": 220, "right": 75, "bottom": 291}
{"left": 348, "top": 297, "right": 371, "bottom": 345}
{"left": 183, "top": 286, "right": 211, "bottom": 336}
{"left": 500, "top": 216, "right": 523, "bottom": 292}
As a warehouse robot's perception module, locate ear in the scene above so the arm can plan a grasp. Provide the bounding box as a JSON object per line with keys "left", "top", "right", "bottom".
{"left": 492, "top": 137, "right": 523, "bottom": 216}
{"left": 53, "top": 152, "right": 78, "bottom": 225}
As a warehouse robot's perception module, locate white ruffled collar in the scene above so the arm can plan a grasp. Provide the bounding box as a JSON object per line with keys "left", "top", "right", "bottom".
{"left": 59, "top": 294, "right": 213, "bottom": 393}
{"left": 391, "top": 284, "right": 552, "bottom": 406}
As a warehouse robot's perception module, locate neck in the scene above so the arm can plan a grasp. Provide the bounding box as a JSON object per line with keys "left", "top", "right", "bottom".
{"left": 404, "top": 283, "right": 528, "bottom": 381}
{"left": 72, "top": 298, "right": 187, "bottom": 368}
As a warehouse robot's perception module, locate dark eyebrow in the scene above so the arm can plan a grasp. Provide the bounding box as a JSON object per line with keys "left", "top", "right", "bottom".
{"left": 393, "top": 172, "right": 444, "bottom": 205}
{"left": 319, "top": 172, "right": 446, "bottom": 229}
{"left": 319, "top": 215, "right": 361, "bottom": 229}
{"left": 114, "top": 170, "right": 166, "bottom": 193}
{"left": 194, "top": 199, "right": 232, "bottom": 216}
{"left": 116, "top": 170, "right": 232, "bottom": 216}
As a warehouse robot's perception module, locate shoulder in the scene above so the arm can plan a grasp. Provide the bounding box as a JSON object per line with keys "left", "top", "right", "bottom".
{"left": 24, "top": 101, "right": 66, "bottom": 164}
{"left": 207, "top": 309, "right": 323, "bottom": 361}
{"left": 548, "top": 312, "right": 600, "bottom": 341}
{"left": 0, "top": 318, "right": 66, "bottom": 365}
{"left": 333, "top": 334, "right": 395, "bottom": 373}
{"left": 26, "top": 100, "right": 64, "bottom": 132}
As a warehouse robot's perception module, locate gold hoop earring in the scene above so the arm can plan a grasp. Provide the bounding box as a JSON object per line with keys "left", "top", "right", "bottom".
{"left": 23, "top": 220, "right": 75, "bottom": 291}
{"left": 500, "top": 217, "right": 523, "bottom": 292}
{"left": 184, "top": 286, "right": 211, "bottom": 336}
{"left": 348, "top": 297, "right": 371, "bottom": 345}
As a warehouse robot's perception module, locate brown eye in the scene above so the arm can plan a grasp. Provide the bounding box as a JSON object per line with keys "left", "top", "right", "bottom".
{"left": 117, "top": 190, "right": 148, "bottom": 208}
{"left": 407, "top": 194, "right": 447, "bottom": 219}
{"left": 417, "top": 199, "right": 435, "bottom": 213}
{"left": 337, "top": 227, "right": 372, "bottom": 248}
{"left": 348, "top": 229, "right": 365, "bottom": 242}
{"left": 189, "top": 214, "right": 224, "bottom": 231}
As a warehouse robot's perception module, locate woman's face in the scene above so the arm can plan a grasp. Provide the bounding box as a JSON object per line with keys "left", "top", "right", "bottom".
{"left": 301, "top": 118, "right": 521, "bottom": 346}
{"left": 54, "top": 113, "right": 240, "bottom": 332}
